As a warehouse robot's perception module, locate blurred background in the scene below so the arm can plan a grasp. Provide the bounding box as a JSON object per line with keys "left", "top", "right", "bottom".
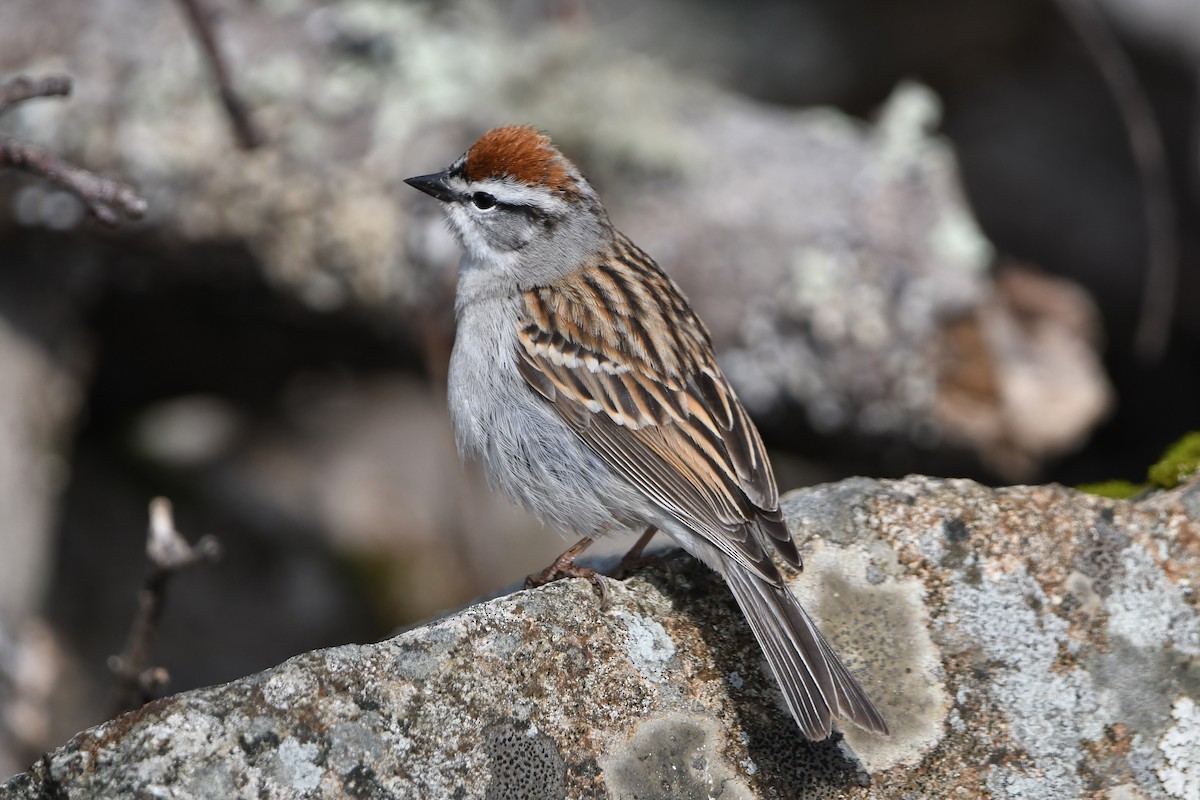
{"left": 0, "top": 0, "right": 1197, "bottom": 777}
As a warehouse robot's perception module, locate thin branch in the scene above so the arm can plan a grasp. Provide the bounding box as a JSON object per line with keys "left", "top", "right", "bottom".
{"left": 0, "top": 74, "right": 71, "bottom": 114}
{"left": 0, "top": 74, "right": 149, "bottom": 227}
{"left": 0, "top": 136, "right": 147, "bottom": 225}
{"left": 1057, "top": 0, "right": 1178, "bottom": 362}
{"left": 109, "top": 498, "right": 221, "bottom": 715}
{"left": 175, "top": 0, "right": 264, "bottom": 150}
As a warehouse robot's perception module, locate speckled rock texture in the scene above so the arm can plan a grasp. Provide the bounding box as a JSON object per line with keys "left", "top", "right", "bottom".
{"left": 3, "top": 475, "right": 1198, "bottom": 799}
{"left": 0, "top": 0, "right": 1109, "bottom": 477}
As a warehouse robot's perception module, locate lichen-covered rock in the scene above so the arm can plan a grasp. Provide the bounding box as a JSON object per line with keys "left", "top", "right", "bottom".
{"left": 3, "top": 475, "right": 1197, "bottom": 799}
{"left": 0, "top": 0, "right": 1109, "bottom": 476}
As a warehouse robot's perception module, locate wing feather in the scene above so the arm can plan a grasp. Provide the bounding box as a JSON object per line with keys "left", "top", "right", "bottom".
{"left": 515, "top": 237, "right": 800, "bottom": 577}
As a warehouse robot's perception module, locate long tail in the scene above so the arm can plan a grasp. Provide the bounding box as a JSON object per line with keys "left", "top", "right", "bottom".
{"left": 722, "top": 557, "right": 888, "bottom": 740}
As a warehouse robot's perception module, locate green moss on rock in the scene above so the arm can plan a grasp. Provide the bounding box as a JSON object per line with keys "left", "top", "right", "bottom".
{"left": 1076, "top": 480, "right": 1144, "bottom": 500}
{"left": 1148, "top": 432, "right": 1200, "bottom": 489}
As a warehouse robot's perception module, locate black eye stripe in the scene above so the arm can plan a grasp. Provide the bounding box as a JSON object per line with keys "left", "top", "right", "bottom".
{"left": 461, "top": 189, "right": 553, "bottom": 222}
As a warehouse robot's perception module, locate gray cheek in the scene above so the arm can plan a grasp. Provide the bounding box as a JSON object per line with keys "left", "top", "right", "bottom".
{"left": 487, "top": 214, "right": 540, "bottom": 252}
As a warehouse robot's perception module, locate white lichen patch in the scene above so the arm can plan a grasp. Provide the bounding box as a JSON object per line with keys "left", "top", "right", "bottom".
{"left": 261, "top": 664, "right": 319, "bottom": 711}
{"left": 272, "top": 737, "right": 322, "bottom": 793}
{"left": 1158, "top": 696, "right": 1200, "bottom": 799}
{"left": 793, "top": 541, "right": 949, "bottom": 772}
{"left": 1106, "top": 544, "right": 1200, "bottom": 656}
{"left": 951, "top": 567, "right": 1104, "bottom": 799}
{"left": 599, "top": 714, "right": 753, "bottom": 800}
{"left": 917, "top": 522, "right": 947, "bottom": 564}
{"left": 618, "top": 610, "right": 676, "bottom": 683}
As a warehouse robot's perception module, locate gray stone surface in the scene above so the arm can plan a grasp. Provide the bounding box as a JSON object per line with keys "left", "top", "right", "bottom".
{"left": 4, "top": 475, "right": 1198, "bottom": 799}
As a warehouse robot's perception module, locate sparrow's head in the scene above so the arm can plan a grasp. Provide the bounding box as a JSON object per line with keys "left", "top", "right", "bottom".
{"left": 406, "top": 126, "right": 610, "bottom": 285}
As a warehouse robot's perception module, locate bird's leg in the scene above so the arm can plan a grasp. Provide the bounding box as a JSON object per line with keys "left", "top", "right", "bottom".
{"left": 612, "top": 526, "right": 667, "bottom": 579}
{"left": 526, "top": 536, "right": 607, "bottom": 603}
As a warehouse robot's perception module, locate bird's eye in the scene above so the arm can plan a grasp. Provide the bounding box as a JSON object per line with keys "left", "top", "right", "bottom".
{"left": 472, "top": 192, "right": 497, "bottom": 210}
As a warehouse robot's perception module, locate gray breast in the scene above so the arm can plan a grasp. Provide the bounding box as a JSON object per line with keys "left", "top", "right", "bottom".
{"left": 448, "top": 294, "right": 644, "bottom": 538}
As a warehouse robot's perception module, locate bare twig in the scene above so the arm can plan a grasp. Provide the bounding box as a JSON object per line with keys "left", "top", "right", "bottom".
{"left": 109, "top": 498, "right": 221, "bottom": 714}
{"left": 0, "top": 137, "right": 148, "bottom": 225}
{"left": 174, "top": 0, "right": 264, "bottom": 150}
{"left": 0, "top": 74, "right": 149, "bottom": 227}
{"left": 0, "top": 74, "right": 71, "bottom": 114}
{"left": 1056, "top": 0, "right": 1178, "bottom": 362}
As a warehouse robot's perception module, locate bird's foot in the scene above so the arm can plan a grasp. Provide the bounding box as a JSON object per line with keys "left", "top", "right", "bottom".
{"left": 525, "top": 537, "right": 608, "bottom": 604}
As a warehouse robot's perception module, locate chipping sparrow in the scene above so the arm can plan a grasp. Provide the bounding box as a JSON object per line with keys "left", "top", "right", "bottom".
{"left": 406, "top": 126, "right": 887, "bottom": 740}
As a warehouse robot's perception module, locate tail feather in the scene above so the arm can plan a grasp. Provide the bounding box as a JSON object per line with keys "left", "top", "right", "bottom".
{"left": 723, "top": 559, "right": 888, "bottom": 740}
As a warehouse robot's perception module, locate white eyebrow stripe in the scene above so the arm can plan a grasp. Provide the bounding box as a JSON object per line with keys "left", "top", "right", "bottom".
{"left": 453, "top": 177, "right": 570, "bottom": 215}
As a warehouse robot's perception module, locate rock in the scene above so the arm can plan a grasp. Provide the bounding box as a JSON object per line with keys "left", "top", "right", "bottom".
{"left": 4, "top": 475, "right": 1197, "bottom": 799}
{"left": 933, "top": 264, "right": 1112, "bottom": 478}
{"left": 0, "top": 316, "right": 79, "bottom": 624}
{"left": 0, "top": 317, "right": 85, "bottom": 778}
{"left": 1095, "top": 0, "right": 1200, "bottom": 62}
{"left": 0, "top": 0, "right": 1109, "bottom": 476}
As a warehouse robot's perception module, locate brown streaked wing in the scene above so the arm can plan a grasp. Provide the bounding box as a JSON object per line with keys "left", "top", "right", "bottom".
{"left": 515, "top": 241, "right": 800, "bottom": 577}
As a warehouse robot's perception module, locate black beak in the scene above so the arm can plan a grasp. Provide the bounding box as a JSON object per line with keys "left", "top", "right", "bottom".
{"left": 404, "top": 171, "right": 458, "bottom": 203}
